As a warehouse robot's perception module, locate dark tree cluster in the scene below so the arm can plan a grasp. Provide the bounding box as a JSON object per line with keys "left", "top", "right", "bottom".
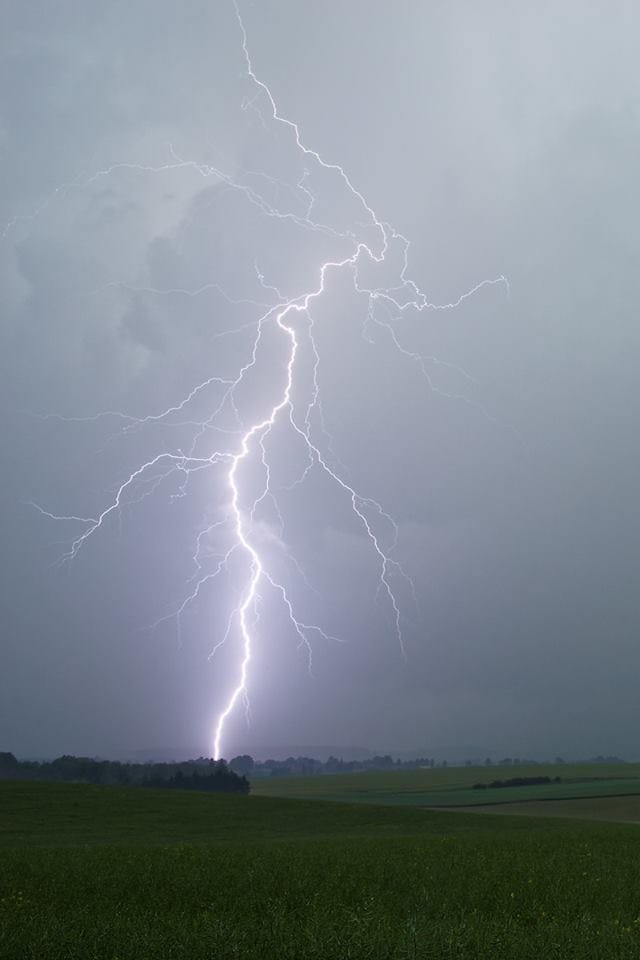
{"left": 232, "top": 754, "right": 440, "bottom": 778}
{"left": 3, "top": 748, "right": 446, "bottom": 789}
{"left": 143, "top": 764, "right": 248, "bottom": 794}
{"left": 0, "top": 752, "right": 249, "bottom": 794}
{"left": 472, "top": 775, "right": 561, "bottom": 791}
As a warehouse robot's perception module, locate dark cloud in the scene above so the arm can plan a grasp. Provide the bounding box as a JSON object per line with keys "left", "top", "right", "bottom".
{"left": 1, "top": 1, "right": 639, "bottom": 760}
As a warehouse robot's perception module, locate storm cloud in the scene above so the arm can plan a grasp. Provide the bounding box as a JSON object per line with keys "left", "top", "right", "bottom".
{"left": 1, "top": 1, "right": 639, "bottom": 761}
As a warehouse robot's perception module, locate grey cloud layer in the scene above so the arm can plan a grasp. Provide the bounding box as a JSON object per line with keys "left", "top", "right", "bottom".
{"left": 1, "top": 1, "right": 639, "bottom": 760}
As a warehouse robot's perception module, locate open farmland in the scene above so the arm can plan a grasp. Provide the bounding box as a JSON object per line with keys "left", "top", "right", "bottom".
{"left": 252, "top": 761, "right": 640, "bottom": 808}
{"left": 468, "top": 793, "right": 640, "bottom": 823}
{"left": 3, "top": 780, "right": 640, "bottom": 959}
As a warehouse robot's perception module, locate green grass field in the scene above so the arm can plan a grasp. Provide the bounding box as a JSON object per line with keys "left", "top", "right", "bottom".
{"left": 469, "top": 793, "right": 640, "bottom": 823}
{"left": 252, "top": 761, "right": 640, "bottom": 807}
{"left": 3, "top": 779, "right": 640, "bottom": 959}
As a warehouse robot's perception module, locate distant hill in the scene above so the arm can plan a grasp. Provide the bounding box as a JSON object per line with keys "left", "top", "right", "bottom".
{"left": 227, "top": 744, "right": 374, "bottom": 762}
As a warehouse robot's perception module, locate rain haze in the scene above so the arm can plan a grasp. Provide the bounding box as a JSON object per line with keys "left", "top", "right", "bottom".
{"left": 1, "top": 1, "right": 639, "bottom": 763}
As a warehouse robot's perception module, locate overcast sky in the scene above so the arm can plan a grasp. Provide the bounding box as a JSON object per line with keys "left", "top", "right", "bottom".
{"left": 1, "top": 1, "right": 639, "bottom": 762}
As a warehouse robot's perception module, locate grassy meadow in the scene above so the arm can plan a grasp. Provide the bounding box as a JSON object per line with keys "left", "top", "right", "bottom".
{"left": 4, "top": 776, "right": 640, "bottom": 958}
{"left": 467, "top": 792, "right": 640, "bottom": 823}
{"left": 253, "top": 760, "right": 640, "bottom": 807}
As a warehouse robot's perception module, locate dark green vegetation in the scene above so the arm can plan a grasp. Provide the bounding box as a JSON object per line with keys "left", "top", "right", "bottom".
{"left": 469, "top": 793, "right": 640, "bottom": 823}
{"left": 253, "top": 761, "right": 640, "bottom": 807}
{"left": 3, "top": 780, "right": 640, "bottom": 958}
{"left": 0, "top": 751, "right": 248, "bottom": 794}
{"left": 472, "top": 775, "right": 561, "bottom": 790}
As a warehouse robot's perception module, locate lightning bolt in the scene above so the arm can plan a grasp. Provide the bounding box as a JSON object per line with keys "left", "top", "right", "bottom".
{"left": 22, "top": 1, "right": 510, "bottom": 759}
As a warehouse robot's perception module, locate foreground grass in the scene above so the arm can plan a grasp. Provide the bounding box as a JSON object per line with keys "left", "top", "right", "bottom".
{"left": 3, "top": 781, "right": 640, "bottom": 959}
{"left": 0, "top": 780, "right": 515, "bottom": 847}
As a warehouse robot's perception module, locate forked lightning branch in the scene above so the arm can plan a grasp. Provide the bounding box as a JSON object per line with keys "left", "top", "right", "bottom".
{"left": 30, "top": 1, "right": 507, "bottom": 759}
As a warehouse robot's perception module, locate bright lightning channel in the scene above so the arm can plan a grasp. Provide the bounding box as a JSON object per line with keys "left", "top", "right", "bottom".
{"left": 26, "top": 1, "right": 509, "bottom": 760}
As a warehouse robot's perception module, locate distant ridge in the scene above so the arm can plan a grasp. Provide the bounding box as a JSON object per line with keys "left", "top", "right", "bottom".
{"left": 229, "top": 745, "right": 374, "bottom": 762}
{"left": 129, "top": 745, "right": 374, "bottom": 763}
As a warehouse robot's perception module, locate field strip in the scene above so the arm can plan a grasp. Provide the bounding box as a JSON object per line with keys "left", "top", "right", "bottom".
{"left": 456, "top": 793, "right": 640, "bottom": 823}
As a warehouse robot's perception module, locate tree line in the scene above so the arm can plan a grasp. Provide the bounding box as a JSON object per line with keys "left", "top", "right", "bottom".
{"left": 227, "top": 754, "right": 441, "bottom": 778}
{"left": 0, "top": 752, "right": 249, "bottom": 794}
{"left": 472, "top": 775, "right": 561, "bottom": 791}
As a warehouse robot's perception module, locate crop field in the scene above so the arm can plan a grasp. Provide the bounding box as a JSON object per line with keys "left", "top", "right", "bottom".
{"left": 3, "top": 780, "right": 640, "bottom": 959}
{"left": 469, "top": 793, "right": 640, "bottom": 823}
{"left": 252, "top": 761, "right": 640, "bottom": 807}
